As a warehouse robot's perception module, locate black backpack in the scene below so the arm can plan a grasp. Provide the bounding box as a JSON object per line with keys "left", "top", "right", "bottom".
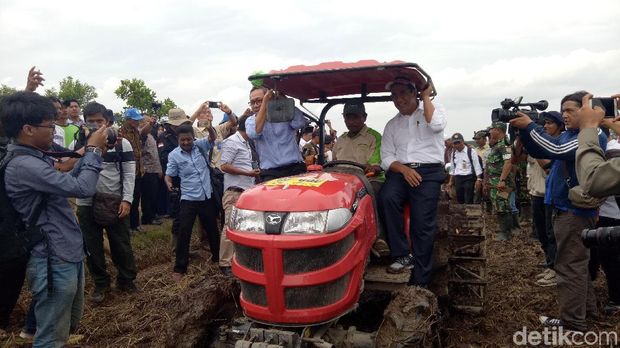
{"left": 0, "top": 149, "right": 48, "bottom": 263}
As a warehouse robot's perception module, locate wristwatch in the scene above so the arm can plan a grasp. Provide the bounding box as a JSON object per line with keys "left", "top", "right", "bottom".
{"left": 85, "top": 146, "right": 103, "bottom": 157}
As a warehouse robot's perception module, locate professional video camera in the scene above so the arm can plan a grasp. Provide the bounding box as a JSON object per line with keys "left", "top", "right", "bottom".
{"left": 581, "top": 226, "right": 620, "bottom": 248}
{"left": 491, "top": 97, "right": 549, "bottom": 123}
{"left": 74, "top": 123, "right": 118, "bottom": 150}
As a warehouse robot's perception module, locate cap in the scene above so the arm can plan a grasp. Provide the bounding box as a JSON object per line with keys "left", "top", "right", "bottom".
{"left": 490, "top": 121, "right": 507, "bottom": 131}
{"left": 541, "top": 111, "right": 563, "bottom": 127}
{"left": 343, "top": 102, "right": 366, "bottom": 115}
{"left": 473, "top": 130, "right": 487, "bottom": 139}
{"left": 385, "top": 77, "right": 417, "bottom": 91}
{"left": 124, "top": 108, "right": 144, "bottom": 121}
{"left": 166, "top": 108, "right": 190, "bottom": 126}
{"left": 219, "top": 113, "right": 229, "bottom": 125}
{"left": 451, "top": 133, "right": 464, "bottom": 143}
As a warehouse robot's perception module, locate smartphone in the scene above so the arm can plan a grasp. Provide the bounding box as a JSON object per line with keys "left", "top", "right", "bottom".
{"left": 208, "top": 101, "right": 221, "bottom": 108}
{"left": 590, "top": 97, "right": 618, "bottom": 118}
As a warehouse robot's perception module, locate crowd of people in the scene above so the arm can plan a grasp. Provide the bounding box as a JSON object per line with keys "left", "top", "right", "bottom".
{"left": 0, "top": 66, "right": 619, "bottom": 346}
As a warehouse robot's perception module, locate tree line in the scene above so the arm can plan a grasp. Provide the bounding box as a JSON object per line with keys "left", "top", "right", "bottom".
{"left": 0, "top": 76, "right": 177, "bottom": 118}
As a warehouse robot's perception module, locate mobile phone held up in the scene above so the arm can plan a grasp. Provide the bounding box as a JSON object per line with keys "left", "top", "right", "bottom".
{"left": 590, "top": 97, "right": 618, "bottom": 118}
{"left": 208, "top": 101, "right": 221, "bottom": 108}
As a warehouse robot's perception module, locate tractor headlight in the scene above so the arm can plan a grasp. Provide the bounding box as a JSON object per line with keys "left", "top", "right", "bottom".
{"left": 231, "top": 207, "right": 265, "bottom": 233}
{"left": 282, "top": 208, "right": 353, "bottom": 235}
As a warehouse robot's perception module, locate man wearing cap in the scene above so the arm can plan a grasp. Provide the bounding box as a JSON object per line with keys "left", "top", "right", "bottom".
{"left": 484, "top": 122, "right": 516, "bottom": 241}
{"left": 511, "top": 91, "right": 607, "bottom": 332}
{"left": 380, "top": 77, "right": 447, "bottom": 285}
{"left": 473, "top": 130, "right": 491, "bottom": 168}
{"left": 332, "top": 102, "right": 387, "bottom": 255}
{"left": 246, "top": 86, "right": 307, "bottom": 181}
{"left": 120, "top": 108, "right": 145, "bottom": 232}
{"left": 447, "top": 133, "right": 483, "bottom": 204}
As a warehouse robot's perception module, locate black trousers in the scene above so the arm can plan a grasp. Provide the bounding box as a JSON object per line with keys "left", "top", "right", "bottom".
{"left": 380, "top": 166, "right": 445, "bottom": 286}
{"left": 454, "top": 174, "right": 476, "bottom": 204}
{"left": 140, "top": 173, "right": 160, "bottom": 224}
{"left": 130, "top": 175, "right": 142, "bottom": 229}
{"left": 532, "top": 196, "right": 557, "bottom": 267}
{"left": 0, "top": 255, "right": 28, "bottom": 328}
{"left": 175, "top": 198, "right": 220, "bottom": 273}
{"left": 590, "top": 216, "right": 620, "bottom": 303}
{"left": 260, "top": 162, "right": 306, "bottom": 182}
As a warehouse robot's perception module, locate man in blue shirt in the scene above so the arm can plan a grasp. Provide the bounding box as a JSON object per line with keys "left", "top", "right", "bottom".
{"left": 245, "top": 86, "right": 307, "bottom": 181}
{"left": 1, "top": 92, "right": 107, "bottom": 347}
{"left": 511, "top": 90, "right": 607, "bottom": 333}
{"left": 165, "top": 124, "right": 220, "bottom": 282}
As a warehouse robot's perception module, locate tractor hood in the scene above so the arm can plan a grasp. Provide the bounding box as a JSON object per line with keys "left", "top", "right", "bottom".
{"left": 235, "top": 172, "right": 364, "bottom": 212}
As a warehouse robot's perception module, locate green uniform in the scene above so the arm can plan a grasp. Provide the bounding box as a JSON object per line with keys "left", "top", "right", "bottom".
{"left": 486, "top": 138, "right": 514, "bottom": 213}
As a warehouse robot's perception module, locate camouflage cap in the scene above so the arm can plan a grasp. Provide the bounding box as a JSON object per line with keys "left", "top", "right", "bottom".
{"left": 473, "top": 130, "right": 487, "bottom": 139}
{"left": 490, "top": 121, "right": 507, "bottom": 131}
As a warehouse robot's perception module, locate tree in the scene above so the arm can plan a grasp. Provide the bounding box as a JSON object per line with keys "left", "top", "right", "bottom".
{"left": 115, "top": 78, "right": 177, "bottom": 118}
{"left": 157, "top": 97, "right": 177, "bottom": 117}
{"left": 114, "top": 79, "right": 157, "bottom": 114}
{"left": 44, "top": 76, "right": 98, "bottom": 106}
{"left": 0, "top": 84, "right": 18, "bottom": 103}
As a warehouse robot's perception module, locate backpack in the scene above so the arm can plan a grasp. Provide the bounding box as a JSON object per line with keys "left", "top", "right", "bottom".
{"left": 0, "top": 149, "right": 48, "bottom": 263}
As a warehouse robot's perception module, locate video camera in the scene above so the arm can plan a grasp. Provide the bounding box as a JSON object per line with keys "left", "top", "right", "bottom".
{"left": 491, "top": 97, "right": 549, "bottom": 123}
{"left": 582, "top": 226, "right": 620, "bottom": 248}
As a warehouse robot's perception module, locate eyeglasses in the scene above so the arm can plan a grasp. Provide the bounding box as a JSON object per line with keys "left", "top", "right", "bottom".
{"left": 248, "top": 98, "right": 263, "bottom": 106}
{"left": 31, "top": 123, "right": 56, "bottom": 129}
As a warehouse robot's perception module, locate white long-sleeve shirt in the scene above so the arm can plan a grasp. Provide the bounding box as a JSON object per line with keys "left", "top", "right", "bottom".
{"left": 450, "top": 146, "right": 482, "bottom": 177}
{"left": 381, "top": 101, "right": 447, "bottom": 169}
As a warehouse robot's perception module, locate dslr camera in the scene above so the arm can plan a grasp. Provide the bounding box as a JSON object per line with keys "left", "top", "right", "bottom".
{"left": 581, "top": 226, "right": 620, "bottom": 248}
{"left": 75, "top": 123, "right": 118, "bottom": 150}
{"left": 491, "top": 97, "right": 549, "bottom": 123}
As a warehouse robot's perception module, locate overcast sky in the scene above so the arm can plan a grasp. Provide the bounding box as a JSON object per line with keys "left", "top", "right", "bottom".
{"left": 1, "top": 0, "right": 619, "bottom": 139}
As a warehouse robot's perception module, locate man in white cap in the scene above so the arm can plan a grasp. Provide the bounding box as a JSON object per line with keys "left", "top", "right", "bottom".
{"left": 380, "top": 77, "right": 447, "bottom": 286}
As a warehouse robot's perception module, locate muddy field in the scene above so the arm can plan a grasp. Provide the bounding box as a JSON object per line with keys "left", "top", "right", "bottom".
{"left": 2, "top": 218, "right": 619, "bottom": 347}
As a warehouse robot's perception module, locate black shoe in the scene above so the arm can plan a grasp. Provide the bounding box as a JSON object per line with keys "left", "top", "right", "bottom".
{"left": 91, "top": 285, "right": 111, "bottom": 303}
{"left": 220, "top": 267, "right": 233, "bottom": 277}
{"left": 144, "top": 219, "right": 163, "bottom": 226}
{"left": 604, "top": 301, "right": 620, "bottom": 316}
{"left": 117, "top": 282, "right": 139, "bottom": 293}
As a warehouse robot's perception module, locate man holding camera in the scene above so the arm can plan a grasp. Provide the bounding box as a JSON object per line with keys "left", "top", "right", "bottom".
{"left": 246, "top": 86, "right": 307, "bottom": 181}
{"left": 511, "top": 91, "right": 607, "bottom": 333}
{"left": 1, "top": 92, "right": 107, "bottom": 347}
{"left": 75, "top": 102, "right": 138, "bottom": 303}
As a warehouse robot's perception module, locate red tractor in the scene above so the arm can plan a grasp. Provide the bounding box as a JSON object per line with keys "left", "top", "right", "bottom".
{"left": 215, "top": 61, "right": 485, "bottom": 348}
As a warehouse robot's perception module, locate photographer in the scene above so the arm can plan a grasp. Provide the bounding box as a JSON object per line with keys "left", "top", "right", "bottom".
{"left": 75, "top": 102, "right": 138, "bottom": 304}
{"left": 575, "top": 93, "right": 620, "bottom": 196}
{"left": 510, "top": 91, "right": 607, "bottom": 333}
{"left": 1, "top": 92, "right": 106, "bottom": 347}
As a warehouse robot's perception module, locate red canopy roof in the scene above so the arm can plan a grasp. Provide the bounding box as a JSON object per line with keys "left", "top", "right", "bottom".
{"left": 248, "top": 60, "right": 434, "bottom": 101}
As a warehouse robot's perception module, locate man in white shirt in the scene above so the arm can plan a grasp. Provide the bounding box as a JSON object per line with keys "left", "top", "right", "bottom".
{"left": 380, "top": 77, "right": 447, "bottom": 287}
{"left": 447, "top": 133, "right": 483, "bottom": 204}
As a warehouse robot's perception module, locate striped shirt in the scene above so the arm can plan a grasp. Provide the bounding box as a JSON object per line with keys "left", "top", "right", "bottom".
{"left": 76, "top": 138, "right": 137, "bottom": 206}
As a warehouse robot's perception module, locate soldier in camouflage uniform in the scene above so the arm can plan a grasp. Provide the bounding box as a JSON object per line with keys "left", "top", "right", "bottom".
{"left": 484, "top": 122, "right": 516, "bottom": 241}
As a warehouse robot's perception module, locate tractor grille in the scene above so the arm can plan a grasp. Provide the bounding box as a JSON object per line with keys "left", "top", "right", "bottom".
{"left": 240, "top": 281, "right": 267, "bottom": 306}
{"left": 284, "top": 273, "right": 351, "bottom": 309}
{"left": 234, "top": 243, "right": 264, "bottom": 272}
{"left": 282, "top": 234, "right": 354, "bottom": 274}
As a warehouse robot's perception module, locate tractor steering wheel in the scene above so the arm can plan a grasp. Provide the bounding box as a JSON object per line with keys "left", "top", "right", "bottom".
{"left": 323, "top": 160, "right": 367, "bottom": 171}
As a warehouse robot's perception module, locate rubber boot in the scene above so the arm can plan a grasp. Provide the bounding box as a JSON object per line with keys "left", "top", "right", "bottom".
{"left": 495, "top": 213, "right": 512, "bottom": 241}
{"left": 511, "top": 212, "right": 521, "bottom": 235}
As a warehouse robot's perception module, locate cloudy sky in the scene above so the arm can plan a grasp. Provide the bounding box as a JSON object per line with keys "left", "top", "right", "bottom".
{"left": 1, "top": 0, "right": 619, "bottom": 139}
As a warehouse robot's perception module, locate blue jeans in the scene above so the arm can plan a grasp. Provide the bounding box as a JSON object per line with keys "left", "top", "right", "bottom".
{"left": 26, "top": 256, "right": 84, "bottom": 348}
{"left": 509, "top": 191, "right": 518, "bottom": 213}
